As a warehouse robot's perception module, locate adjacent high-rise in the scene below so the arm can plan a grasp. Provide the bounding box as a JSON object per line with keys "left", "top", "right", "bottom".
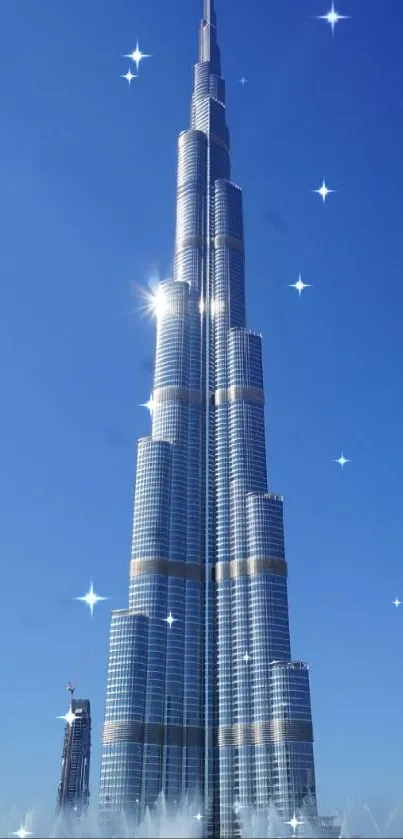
{"left": 99, "top": 1, "right": 318, "bottom": 835}
{"left": 57, "top": 698, "right": 91, "bottom": 816}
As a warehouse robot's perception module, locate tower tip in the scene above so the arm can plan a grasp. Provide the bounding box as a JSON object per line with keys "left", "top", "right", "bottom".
{"left": 204, "top": 0, "right": 216, "bottom": 25}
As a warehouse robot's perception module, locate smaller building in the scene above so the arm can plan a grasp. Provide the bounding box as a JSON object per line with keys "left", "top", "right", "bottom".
{"left": 57, "top": 697, "right": 91, "bottom": 816}
{"left": 312, "top": 815, "right": 341, "bottom": 837}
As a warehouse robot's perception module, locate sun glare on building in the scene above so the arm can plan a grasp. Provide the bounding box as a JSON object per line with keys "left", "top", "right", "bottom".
{"left": 150, "top": 286, "right": 169, "bottom": 318}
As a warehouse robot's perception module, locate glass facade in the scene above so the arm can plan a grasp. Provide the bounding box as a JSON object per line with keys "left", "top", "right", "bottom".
{"left": 99, "top": 1, "right": 318, "bottom": 836}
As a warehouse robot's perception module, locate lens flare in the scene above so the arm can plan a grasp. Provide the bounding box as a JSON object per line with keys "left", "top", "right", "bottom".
{"left": 150, "top": 286, "right": 169, "bottom": 318}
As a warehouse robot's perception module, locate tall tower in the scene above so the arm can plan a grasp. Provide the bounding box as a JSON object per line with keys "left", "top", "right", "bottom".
{"left": 99, "top": 2, "right": 318, "bottom": 836}
{"left": 57, "top": 692, "right": 91, "bottom": 817}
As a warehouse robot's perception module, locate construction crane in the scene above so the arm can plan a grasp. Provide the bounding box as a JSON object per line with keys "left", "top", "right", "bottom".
{"left": 67, "top": 681, "right": 76, "bottom": 700}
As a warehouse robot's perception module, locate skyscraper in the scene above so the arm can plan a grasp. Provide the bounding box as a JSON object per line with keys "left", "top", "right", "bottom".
{"left": 57, "top": 697, "right": 91, "bottom": 817}
{"left": 99, "top": 2, "right": 318, "bottom": 836}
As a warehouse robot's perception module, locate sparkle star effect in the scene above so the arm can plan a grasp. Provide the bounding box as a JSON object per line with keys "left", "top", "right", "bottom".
{"left": 165, "top": 612, "right": 177, "bottom": 629}
{"left": 289, "top": 274, "right": 311, "bottom": 297}
{"left": 137, "top": 282, "right": 170, "bottom": 321}
{"left": 393, "top": 598, "right": 402, "bottom": 608}
{"left": 74, "top": 582, "right": 108, "bottom": 616}
{"left": 121, "top": 69, "right": 137, "bottom": 86}
{"left": 314, "top": 179, "right": 335, "bottom": 204}
{"left": 286, "top": 814, "right": 304, "bottom": 835}
{"left": 149, "top": 285, "right": 169, "bottom": 318}
{"left": 239, "top": 76, "right": 247, "bottom": 86}
{"left": 243, "top": 652, "right": 250, "bottom": 662}
{"left": 195, "top": 813, "right": 203, "bottom": 821}
{"left": 141, "top": 394, "right": 155, "bottom": 415}
{"left": 334, "top": 453, "right": 351, "bottom": 469}
{"left": 10, "top": 830, "right": 33, "bottom": 839}
{"left": 317, "top": 4, "right": 350, "bottom": 34}
{"left": 124, "top": 42, "right": 151, "bottom": 73}
{"left": 58, "top": 706, "right": 76, "bottom": 727}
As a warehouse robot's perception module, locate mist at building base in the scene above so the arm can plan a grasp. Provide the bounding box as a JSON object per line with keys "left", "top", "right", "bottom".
{"left": 2, "top": 795, "right": 403, "bottom": 839}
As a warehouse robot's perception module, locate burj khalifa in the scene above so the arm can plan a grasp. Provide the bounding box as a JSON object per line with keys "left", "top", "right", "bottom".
{"left": 99, "top": 2, "right": 318, "bottom": 836}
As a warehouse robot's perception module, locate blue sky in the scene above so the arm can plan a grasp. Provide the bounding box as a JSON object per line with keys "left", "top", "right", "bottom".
{"left": 1, "top": 0, "right": 403, "bottom": 830}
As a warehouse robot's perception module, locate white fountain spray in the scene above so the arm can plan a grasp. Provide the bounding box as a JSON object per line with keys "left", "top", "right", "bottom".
{"left": 5, "top": 797, "right": 403, "bottom": 838}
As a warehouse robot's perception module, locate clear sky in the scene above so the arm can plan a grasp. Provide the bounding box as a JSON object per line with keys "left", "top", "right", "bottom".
{"left": 1, "top": 0, "right": 403, "bottom": 833}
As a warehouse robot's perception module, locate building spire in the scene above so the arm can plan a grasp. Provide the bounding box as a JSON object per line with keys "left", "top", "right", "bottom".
{"left": 204, "top": 0, "right": 216, "bottom": 25}
{"left": 200, "top": 0, "right": 220, "bottom": 71}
